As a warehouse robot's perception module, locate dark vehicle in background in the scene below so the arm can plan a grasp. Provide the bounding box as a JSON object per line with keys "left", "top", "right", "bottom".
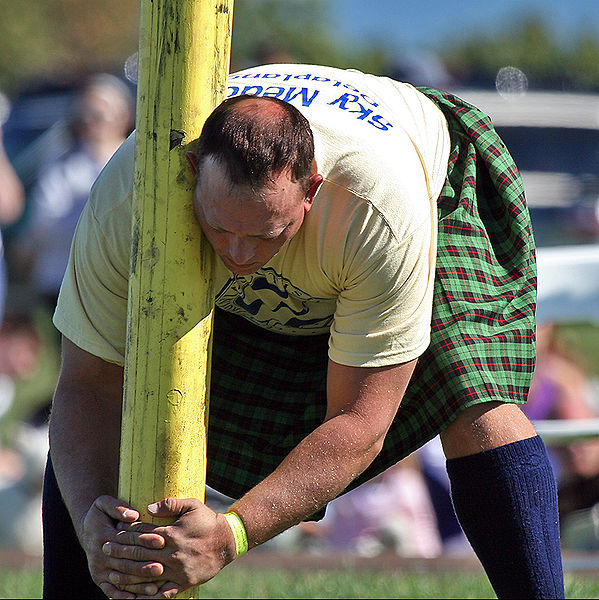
{"left": 1, "top": 76, "right": 135, "bottom": 240}
{"left": 2, "top": 82, "right": 79, "bottom": 192}
{"left": 452, "top": 89, "right": 599, "bottom": 248}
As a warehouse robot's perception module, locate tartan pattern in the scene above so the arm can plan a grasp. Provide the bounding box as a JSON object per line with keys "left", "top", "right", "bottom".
{"left": 207, "top": 311, "right": 329, "bottom": 501}
{"left": 206, "top": 88, "right": 537, "bottom": 506}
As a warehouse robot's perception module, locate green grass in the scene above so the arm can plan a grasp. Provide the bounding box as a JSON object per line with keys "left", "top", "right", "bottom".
{"left": 0, "top": 566, "right": 41, "bottom": 599}
{"left": 3, "top": 563, "right": 599, "bottom": 599}
{"left": 556, "top": 321, "right": 599, "bottom": 379}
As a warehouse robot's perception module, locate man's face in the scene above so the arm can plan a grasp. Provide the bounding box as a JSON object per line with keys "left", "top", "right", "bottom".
{"left": 193, "top": 157, "right": 319, "bottom": 275}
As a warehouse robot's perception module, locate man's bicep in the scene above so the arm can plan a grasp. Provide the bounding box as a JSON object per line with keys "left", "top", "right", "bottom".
{"left": 56, "top": 336, "right": 124, "bottom": 400}
{"left": 326, "top": 358, "right": 417, "bottom": 436}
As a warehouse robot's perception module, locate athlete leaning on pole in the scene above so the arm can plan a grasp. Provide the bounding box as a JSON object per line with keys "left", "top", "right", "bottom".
{"left": 43, "top": 64, "right": 564, "bottom": 599}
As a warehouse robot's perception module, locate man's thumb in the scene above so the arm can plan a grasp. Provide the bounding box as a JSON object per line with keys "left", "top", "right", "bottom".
{"left": 147, "top": 497, "right": 199, "bottom": 517}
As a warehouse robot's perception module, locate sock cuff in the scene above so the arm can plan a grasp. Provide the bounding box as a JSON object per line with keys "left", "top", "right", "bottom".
{"left": 446, "top": 434, "right": 549, "bottom": 483}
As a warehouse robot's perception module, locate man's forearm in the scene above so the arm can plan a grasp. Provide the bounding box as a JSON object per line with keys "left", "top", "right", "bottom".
{"left": 228, "top": 410, "right": 384, "bottom": 548}
{"left": 49, "top": 382, "right": 122, "bottom": 540}
{"left": 227, "top": 359, "right": 416, "bottom": 551}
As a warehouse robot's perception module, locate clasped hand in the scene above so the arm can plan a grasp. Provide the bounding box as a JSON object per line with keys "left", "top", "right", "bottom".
{"left": 81, "top": 495, "right": 236, "bottom": 599}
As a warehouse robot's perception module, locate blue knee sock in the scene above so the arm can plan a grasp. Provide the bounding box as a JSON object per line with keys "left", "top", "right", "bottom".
{"left": 446, "top": 435, "right": 564, "bottom": 599}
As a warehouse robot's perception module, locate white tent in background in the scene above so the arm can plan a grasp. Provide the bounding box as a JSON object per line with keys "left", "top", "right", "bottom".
{"left": 534, "top": 244, "right": 599, "bottom": 444}
{"left": 536, "top": 244, "right": 599, "bottom": 325}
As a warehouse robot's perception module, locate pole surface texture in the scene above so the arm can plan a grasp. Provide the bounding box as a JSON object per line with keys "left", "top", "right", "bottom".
{"left": 119, "top": 3, "right": 233, "bottom": 596}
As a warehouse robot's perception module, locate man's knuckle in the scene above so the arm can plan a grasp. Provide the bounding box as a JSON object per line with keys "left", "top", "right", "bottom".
{"left": 128, "top": 545, "right": 146, "bottom": 561}
{"left": 114, "top": 530, "right": 131, "bottom": 543}
{"left": 163, "top": 497, "right": 178, "bottom": 510}
{"left": 94, "top": 494, "right": 110, "bottom": 507}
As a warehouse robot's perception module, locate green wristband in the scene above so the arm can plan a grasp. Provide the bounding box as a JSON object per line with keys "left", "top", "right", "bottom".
{"left": 224, "top": 511, "right": 248, "bottom": 557}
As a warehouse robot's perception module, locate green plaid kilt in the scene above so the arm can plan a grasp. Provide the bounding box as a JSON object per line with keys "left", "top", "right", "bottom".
{"left": 206, "top": 87, "right": 537, "bottom": 508}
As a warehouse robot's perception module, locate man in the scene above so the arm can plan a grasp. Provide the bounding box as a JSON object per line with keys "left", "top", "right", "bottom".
{"left": 43, "top": 64, "right": 564, "bottom": 599}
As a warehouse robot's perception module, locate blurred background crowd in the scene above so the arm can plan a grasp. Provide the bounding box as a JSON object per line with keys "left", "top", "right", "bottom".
{"left": 2, "top": 0, "right": 599, "bottom": 561}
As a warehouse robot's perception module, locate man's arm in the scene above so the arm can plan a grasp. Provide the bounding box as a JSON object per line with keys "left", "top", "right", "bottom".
{"left": 50, "top": 337, "right": 123, "bottom": 533}
{"left": 105, "top": 357, "right": 417, "bottom": 598}
{"left": 49, "top": 337, "right": 164, "bottom": 597}
{"left": 228, "top": 358, "right": 417, "bottom": 546}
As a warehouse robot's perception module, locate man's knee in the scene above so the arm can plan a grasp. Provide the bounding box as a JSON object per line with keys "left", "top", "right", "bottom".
{"left": 440, "top": 401, "right": 537, "bottom": 459}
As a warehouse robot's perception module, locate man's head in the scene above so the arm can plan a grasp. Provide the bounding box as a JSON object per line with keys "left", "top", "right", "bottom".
{"left": 189, "top": 95, "right": 322, "bottom": 275}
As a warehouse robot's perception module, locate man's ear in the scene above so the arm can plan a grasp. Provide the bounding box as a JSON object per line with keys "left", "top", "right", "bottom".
{"left": 305, "top": 173, "right": 323, "bottom": 207}
{"left": 186, "top": 152, "right": 199, "bottom": 180}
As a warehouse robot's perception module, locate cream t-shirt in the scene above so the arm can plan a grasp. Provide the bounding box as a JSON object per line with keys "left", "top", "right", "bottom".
{"left": 54, "top": 64, "right": 450, "bottom": 368}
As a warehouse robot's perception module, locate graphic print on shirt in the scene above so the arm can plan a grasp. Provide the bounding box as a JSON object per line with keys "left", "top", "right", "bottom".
{"left": 216, "top": 267, "right": 334, "bottom": 334}
{"left": 227, "top": 69, "right": 395, "bottom": 132}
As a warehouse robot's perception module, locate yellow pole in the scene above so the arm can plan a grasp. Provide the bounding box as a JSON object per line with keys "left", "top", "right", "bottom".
{"left": 119, "top": 1, "right": 233, "bottom": 597}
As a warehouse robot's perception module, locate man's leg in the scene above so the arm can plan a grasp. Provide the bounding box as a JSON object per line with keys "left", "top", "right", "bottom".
{"left": 441, "top": 402, "right": 564, "bottom": 599}
{"left": 42, "top": 456, "right": 106, "bottom": 599}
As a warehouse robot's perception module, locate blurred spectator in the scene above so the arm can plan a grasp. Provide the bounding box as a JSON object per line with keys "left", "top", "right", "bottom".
{"left": 14, "top": 73, "right": 134, "bottom": 310}
{"left": 0, "top": 418, "right": 49, "bottom": 557}
{"left": 0, "top": 103, "right": 26, "bottom": 323}
{"left": 0, "top": 294, "right": 45, "bottom": 557}
{"left": 0, "top": 300, "right": 41, "bottom": 420}
{"left": 231, "top": 42, "right": 296, "bottom": 73}
{"left": 255, "top": 42, "right": 296, "bottom": 65}
{"left": 299, "top": 456, "right": 443, "bottom": 558}
{"left": 526, "top": 321, "right": 599, "bottom": 547}
{"left": 417, "top": 436, "right": 471, "bottom": 555}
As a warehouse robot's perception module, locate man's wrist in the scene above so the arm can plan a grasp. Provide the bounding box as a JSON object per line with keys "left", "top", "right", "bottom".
{"left": 223, "top": 511, "right": 248, "bottom": 557}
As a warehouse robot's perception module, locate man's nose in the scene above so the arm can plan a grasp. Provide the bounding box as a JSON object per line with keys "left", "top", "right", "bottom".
{"left": 228, "top": 236, "right": 256, "bottom": 264}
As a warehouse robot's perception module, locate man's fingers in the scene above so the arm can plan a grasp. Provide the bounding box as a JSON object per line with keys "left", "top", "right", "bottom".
{"left": 114, "top": 529, "right": 166, "bottom": 549}
{"left": 109, "top": 576, "right": 161, "bottom": 596}
{"left": 102, "top": 542, "right": 164, "bottom": 581}
{"left": 98, "top": 581, "right": 136, "bottom": 600}
{"left": 103, "top": 540, "right": 146, "bottom": 562}
{"left": 138, "top": 581, "right": 180, "bottom": 599}
{"left": 93, "top": 495, "right": 139, "bottom": 523}
{"left": 156, "top": 581, "right": 181, "bottom": 599}
{"left": 127, "top": 581, "right": 180, "bottom": 600}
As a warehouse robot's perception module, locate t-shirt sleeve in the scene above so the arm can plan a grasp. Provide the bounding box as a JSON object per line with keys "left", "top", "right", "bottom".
{"left": 53, "top": 182, "right": 131, "bottom": 366}
{"left": 328, "top": 203, "right": 435, "bottom": 368}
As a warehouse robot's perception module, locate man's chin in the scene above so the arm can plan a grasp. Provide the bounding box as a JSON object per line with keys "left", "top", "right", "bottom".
{"left": 222, "top": 258, "right": 261, "bottom": 275}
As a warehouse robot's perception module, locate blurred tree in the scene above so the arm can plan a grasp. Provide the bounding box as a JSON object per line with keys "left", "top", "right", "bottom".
{"left": 0, "top": 0, "right": 388, "bottom": 97}
{"left": 569, "top": 33, "right": 599, "bottom": 90}
{"left": 443, "top": 15, "right": 599, "bottom": 90}
{"left": 0, "top": 0, "right": 139, "bottom": 94}
{"left": 3, "top": 4, "right": 597, "bottom": 97}
{"left": 230, "top": 0, "right": 387, "bottom": 73}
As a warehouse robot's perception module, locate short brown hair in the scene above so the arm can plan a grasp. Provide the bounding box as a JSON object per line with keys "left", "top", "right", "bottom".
{"left": 196, "top": 95, "right": 314, "bottom": 191}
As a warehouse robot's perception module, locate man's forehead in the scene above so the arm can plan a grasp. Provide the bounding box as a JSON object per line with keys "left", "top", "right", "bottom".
{"left": 199, "top": 193, "right": 293, "bottom": 238}
{"left": 198, "top": 157, "right": 261, "bottom": 198}
{"left": 196, "top": 159, "right": 302, "bottom": 234}
{"left": 198, "top": 156, "right": 301, "bottom": 208}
